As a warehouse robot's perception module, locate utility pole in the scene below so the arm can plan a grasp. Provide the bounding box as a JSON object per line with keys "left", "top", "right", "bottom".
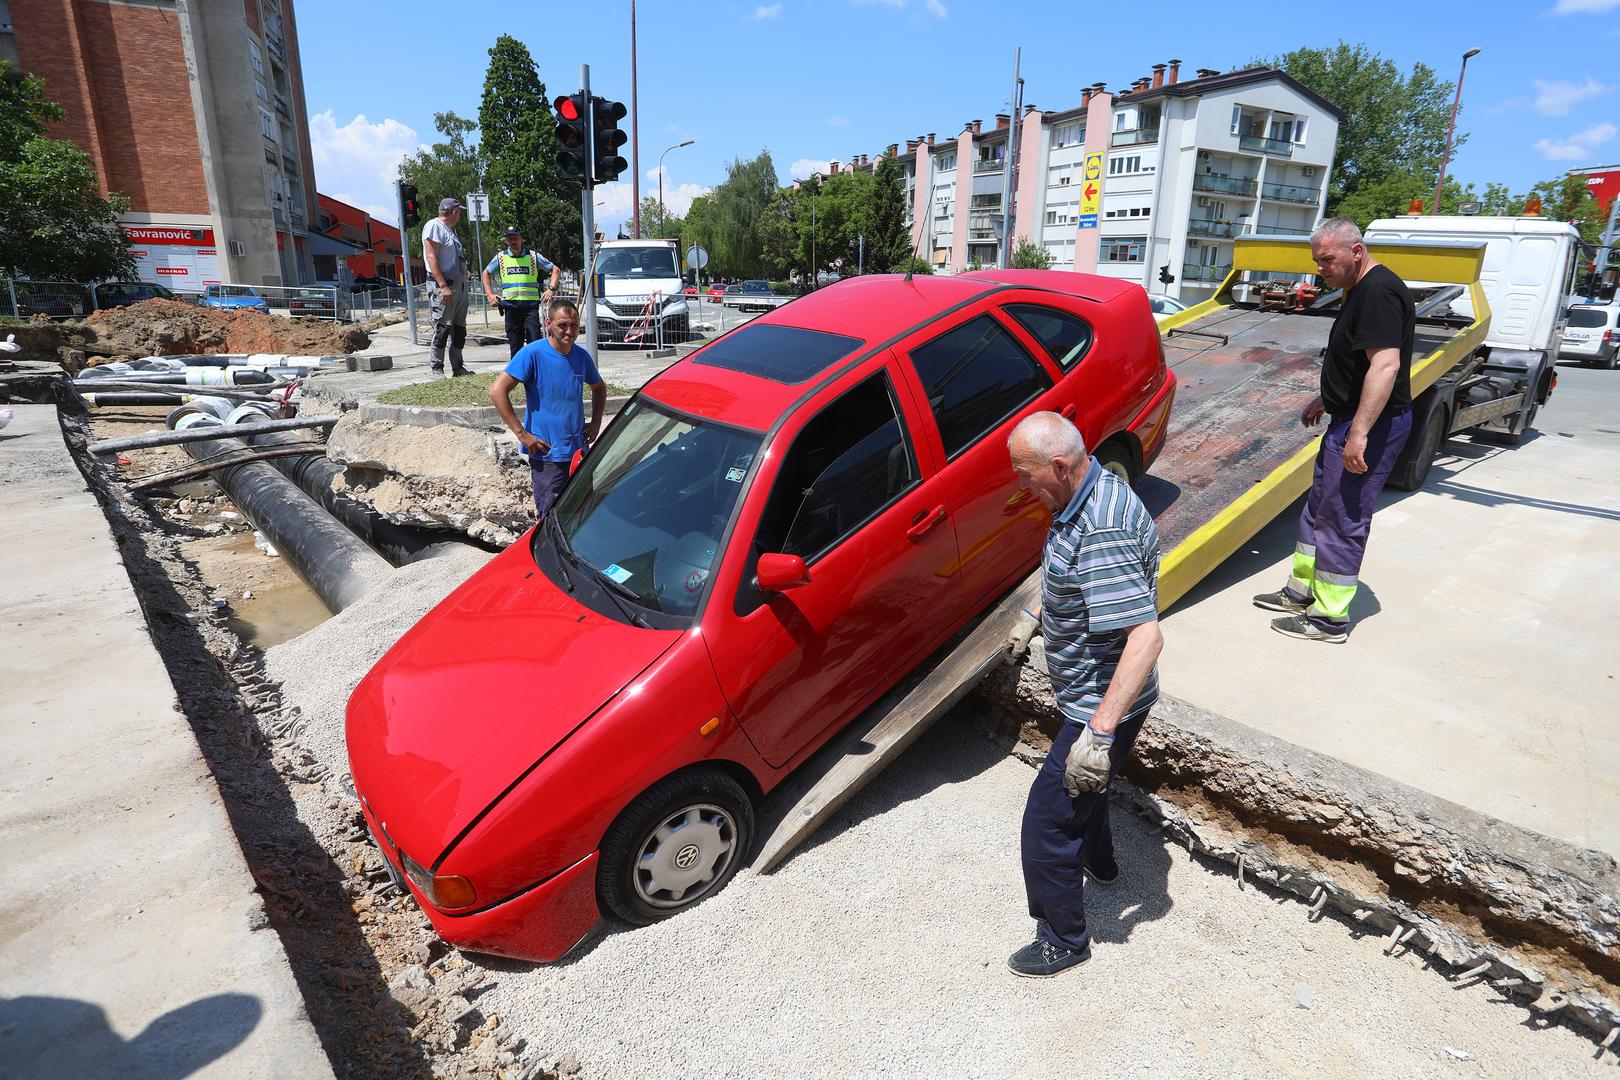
{"left": 630, "top": 0, "right": 641, "bottom": 239}
{"left": 1433, "top": 48, "right": 1480, "bottom": 214}
{"left": 580, "top": 63, "right": 598, "bottom": 359}
{"left": 999, "top": 47, "right": 1021, "bottom": 268}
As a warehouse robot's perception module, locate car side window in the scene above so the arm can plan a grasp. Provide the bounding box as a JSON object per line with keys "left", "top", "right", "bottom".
{"left": 906, "top": 314, "right": 1053, "bottom": 459}
{"left": 1003, "top": 303, "right": 1095, "bottom": 371}
{"left": 751, "top": 371, "right": 918, "bottom": 568}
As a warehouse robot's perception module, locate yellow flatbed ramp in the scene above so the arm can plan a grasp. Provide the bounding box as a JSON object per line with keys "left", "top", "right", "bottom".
{"left": 754, "top": 238, "right": 1488, "bottom": 873}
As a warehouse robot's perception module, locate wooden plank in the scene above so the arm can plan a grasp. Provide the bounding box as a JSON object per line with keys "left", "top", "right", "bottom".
{"left": 753, "top": 571, "right": 1041, "bottom": 874}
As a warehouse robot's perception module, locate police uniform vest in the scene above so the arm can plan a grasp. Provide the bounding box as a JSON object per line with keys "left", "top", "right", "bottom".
{"left": 497, "top": 250, "right": 542, "bottom": 302}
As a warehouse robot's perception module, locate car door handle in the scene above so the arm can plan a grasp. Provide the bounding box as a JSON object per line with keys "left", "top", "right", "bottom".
{"left": 907, "top": 506, "right": 947, "bottom": 540}
{"left": 1058, "top": 403, "right": 1076, "bottom": 419}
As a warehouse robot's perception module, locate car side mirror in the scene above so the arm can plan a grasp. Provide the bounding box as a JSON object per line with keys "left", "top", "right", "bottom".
{"left": 755, "top": 553, "right": 811, "bottom": 592}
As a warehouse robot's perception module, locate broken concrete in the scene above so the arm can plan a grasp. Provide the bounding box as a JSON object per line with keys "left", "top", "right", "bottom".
{"left": 976, "top": 646, "right": 1620, "bottom": 1039}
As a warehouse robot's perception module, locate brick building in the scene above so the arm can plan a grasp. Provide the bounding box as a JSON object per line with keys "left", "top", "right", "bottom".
{"left": 3, "top": 0, "right": 327, "bottom": 290}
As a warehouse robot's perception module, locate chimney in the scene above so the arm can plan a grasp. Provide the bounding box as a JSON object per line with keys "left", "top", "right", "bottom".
{"left": 927, "top": 132, "right": 936, "bottom": 145}
{"left": 1081, "top": 87, "right": 1092, "bottom": 107}
{"left": 969, "top": 119, "right": 982, "bottom": 134}
{"left": 829, "top": 160, "right": 840, "bottom": 175}
{"left": 887, "top": 143, "right": 899, "bottom": 157}
{"left": 996, "top": 112, "right": 1010, "bottom": 130}
{"left": 1196, "top": 67, "right": 1219, "bottom": 79}
{"left": 1152, "top": 63, "right": 1166, "bottom": 89}
{"left": 1168, "top": 58, "right": 1181, "bottom": 85}
{"left": 907, "top": 138, "right": 919, "bottom": 153}
{"left": 1135, "top": 76, "right": 1150, "bottom": 92}
{"left": 1023, "top": 103, "right": 1037, "bottom": 116}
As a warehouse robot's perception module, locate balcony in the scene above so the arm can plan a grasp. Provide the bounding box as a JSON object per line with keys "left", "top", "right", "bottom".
{"left": 973, "top": 159, "right": 1005, "bottom": 174}
{"left": 290, "top": 210, "right": 305, "bottom": 229}
{"left": 1238, "top": 134, "right": 1293, "bottom": 157}
{"left": 1252, "top": 223, "right": 1310, "bottom": 236}
{"left": 1182, "top": 263, "right": 1232, "bottom": 283}
{"left": 273, "top": 207, "right": 287, "bottom": 226}
{"left": 1193, "top": 173, "right": 1258, "bottom": 198}
{"left": 1187, "top": 218, "right": 1240, "bottom": 239}
{"left": 1261, "top": 181, "right": 1318, "bottom": 205}
{"left": 1110, "top": 127, "right": 1160, "bottom": 148}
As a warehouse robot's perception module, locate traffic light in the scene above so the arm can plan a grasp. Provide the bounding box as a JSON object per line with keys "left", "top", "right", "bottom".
{"left": 554, "top": 93, "right": 590, "bottom": 183}
{"left": 400, "top": 183, "right": 420, "bottom": 228}
{"left": 591, "top": 96, "right": 628, "bottom": 184}
{"left": 1157, "top": 264, "right": 1174, "bottom": 286}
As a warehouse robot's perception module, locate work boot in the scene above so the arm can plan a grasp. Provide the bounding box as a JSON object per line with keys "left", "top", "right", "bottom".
{"left": 1252, "top": 588, "right": 1308, "bottom": 613}
{"left": 1270, "top": 614, "right": 1348, "bottom": 644}
{"left": 1084, "top": 858, "right": 1120, "bottom": 886}
{"left": 1007, "top": 938, "right": 1091, "bottom": 978}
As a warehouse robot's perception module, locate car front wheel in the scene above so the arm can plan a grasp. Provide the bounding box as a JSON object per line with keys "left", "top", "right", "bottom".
{"left": 597, "top": 767, "right": 755, "bottom": 925}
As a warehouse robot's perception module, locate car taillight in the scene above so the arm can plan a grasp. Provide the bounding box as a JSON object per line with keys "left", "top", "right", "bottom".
{"left": 400, "top": 848, "right": 477, "bottom": 910}
{"left": 1605, "top": 329, "right": 1614, "bottom": 345}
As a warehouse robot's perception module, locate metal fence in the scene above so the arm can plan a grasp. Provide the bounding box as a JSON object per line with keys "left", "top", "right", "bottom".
{"left": 0, "top": 275, "right": 410, "bottom": 324}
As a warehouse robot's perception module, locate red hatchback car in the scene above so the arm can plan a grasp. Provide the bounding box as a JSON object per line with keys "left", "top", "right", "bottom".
{"left": 347, "top": 271, "right": 1177, "bottom": 962}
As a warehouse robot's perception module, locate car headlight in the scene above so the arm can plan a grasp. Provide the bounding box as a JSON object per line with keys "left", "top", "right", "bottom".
{"left": 399, "top": 848, "right": 477, "bottom": 909}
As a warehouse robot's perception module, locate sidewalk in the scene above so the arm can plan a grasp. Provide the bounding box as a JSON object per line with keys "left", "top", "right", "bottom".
{"left": 0, "top": 406, "right": 332, "bottom": 1079}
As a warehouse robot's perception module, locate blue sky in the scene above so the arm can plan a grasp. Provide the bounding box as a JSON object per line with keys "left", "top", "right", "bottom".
{"left": 300, "top": 0, "right": 1620, "bottom": 237}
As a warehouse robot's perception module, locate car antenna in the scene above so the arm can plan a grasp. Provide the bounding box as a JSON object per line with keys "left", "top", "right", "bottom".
{"left": 902, "top": 207, "right": 927, "bottom": 284}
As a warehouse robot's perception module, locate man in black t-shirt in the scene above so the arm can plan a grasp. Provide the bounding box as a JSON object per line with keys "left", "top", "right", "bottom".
{"left": 1253, "top": 218, "right": 1414, "bottom": 643}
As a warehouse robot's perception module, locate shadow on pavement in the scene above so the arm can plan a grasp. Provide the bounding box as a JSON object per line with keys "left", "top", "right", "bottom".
{"left": 0, "top": 992, "right": 260, "bottom": 1080}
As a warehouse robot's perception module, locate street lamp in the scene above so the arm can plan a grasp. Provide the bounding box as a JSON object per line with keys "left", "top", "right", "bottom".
{"left": 1432, "top": 47, "right": 1480, "bottom": 215}
{"left": 658, "top": 139, "right": 694, "bottom": 237}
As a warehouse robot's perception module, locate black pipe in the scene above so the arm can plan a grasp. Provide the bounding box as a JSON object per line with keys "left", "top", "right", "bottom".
{"left": 180, "top": 426, "right": 390, "bottom": 613}
{"left": 230, "top": 420, "right": 462, "bottom": 566}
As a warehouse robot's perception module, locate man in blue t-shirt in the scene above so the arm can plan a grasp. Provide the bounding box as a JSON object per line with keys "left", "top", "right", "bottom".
{"left": 488, "top": 298, "right": 607, "bottom": 520}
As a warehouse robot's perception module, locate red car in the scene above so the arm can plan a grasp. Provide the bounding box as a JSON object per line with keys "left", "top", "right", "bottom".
{"left": 706, "top": 282, "right": 728, "bottom": 302}
{"left": 347, "top": 271, "right": 1177, "bottom": 962}
{"left": 682, "top": 284, "right": 699, "bottom": 296}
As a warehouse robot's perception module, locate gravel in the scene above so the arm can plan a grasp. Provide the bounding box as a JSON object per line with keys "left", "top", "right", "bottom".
{"left": 260, "top": 553, "right": 1612, "bottom": 1079}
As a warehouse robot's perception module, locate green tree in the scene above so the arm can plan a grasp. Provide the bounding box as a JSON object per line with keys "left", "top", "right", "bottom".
{"left": 1335, "top": 171, "right": 1477, "bottom": 227}
{"left": 641, "top": 195, "right": 684, "bottom": 245}
{"left": 709, "top": 151, "right": 782, "bottom": 278}
{"left": 398, "top": 111, "right": 485, "bottom": 278}
{"left": 479, "top": 35, "right": 580, "bottom": 269}
{"left": 867, "top": 152, "right": 910, "bottom": 273}
{"left": 0, "top": 62, "right": 134, "bottom": 281}
{"left": 1528, "top": 173, "right": 1607, "bottom": 246}
{"left": 1009, "top": 238, "right": 1054, "bottom": 270}
{"left": 891, "top": 254, "right": 933, "bottom": 275}
{"left": 1256, "top": 43, "right": 1460, "bottom": 217}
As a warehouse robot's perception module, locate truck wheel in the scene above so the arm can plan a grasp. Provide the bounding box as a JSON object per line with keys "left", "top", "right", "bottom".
{"left": 1506, "top": 403, "right": 1538, "bottom": 445}
{"left": 1389, "top": 403, "right": 1448, "bottom": 491}
{"left": 597, "top": 767, "right": 754, "bottom": 926}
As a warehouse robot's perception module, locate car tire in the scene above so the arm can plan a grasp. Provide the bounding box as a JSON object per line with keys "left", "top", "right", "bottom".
{"left": 1603, "top": 348, "right": 1618, "bottom": 371}
{"left": 1094, "top": 439, "right": 1137, "bottom": 485}
{"left": 597, "top": 767, "right": 755, "bottom": 926}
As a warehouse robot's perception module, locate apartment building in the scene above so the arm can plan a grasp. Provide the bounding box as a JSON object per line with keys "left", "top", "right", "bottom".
{"left": 878, "top": 61, "right": 1340, "bottom": 297}
{"left": 6, "top": 0, "right": 327, "bottom": 290}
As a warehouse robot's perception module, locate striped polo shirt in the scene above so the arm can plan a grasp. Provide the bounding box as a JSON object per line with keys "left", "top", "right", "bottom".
{"left": 1040, "top": 458, "right": 1162, "bottom": 724}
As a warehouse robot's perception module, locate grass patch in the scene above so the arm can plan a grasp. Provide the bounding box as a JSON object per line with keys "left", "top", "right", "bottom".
{"left": 377, "top": 372, "right": 633, "bottom": 408}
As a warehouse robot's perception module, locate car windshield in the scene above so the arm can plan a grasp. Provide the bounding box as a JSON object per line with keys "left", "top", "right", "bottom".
{"left": 596, "top": 248, "right": 680, "bottom": 280}
{"left": 1566, "top": 306, "right": 1610, "bottom": 328}
{"left": 744, "top": 280, "right": 769, "bottom": 290}
{"left": 542, "top": 398, "right": 762, "bottom": 621}
{"left": 211, "top": 285, "right": 261, "bottom": 298}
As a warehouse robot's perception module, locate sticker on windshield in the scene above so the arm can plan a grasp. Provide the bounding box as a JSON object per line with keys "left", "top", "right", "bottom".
{"left": 684, "top": 569, "right": 708, "bottom": 593}
{"left": 602, "top": 563, "right": 633, "bottom": 585}
{"left": 725, "top": 467, "right": 746, "bottom": 482}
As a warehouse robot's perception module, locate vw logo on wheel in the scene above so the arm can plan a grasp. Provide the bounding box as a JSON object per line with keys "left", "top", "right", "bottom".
{"left": 674, "top": 843, "right": 701, "bottom": 870}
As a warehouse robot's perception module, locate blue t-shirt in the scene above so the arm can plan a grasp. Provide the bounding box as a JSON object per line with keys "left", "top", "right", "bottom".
{"left": 504, "top": 339, "right": 601, "bottom": 463}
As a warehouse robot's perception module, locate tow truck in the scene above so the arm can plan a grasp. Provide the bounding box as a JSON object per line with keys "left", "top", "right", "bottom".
{"left": 757, "top": 222, "right": 1575, "bottom": 870}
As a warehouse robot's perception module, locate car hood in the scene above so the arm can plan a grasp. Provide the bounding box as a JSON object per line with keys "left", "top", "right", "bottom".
{"left": 346, "top": 543, "right": 682, "bottom": 862}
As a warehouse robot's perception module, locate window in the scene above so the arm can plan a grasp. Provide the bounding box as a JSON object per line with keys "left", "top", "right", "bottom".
{"left": 970, "top": 193, "right": 1001, "bottom": 209}
{"left": 936, "top": 152, "right": 956, "bottom": 172}
{"left": 1101, "top": 236, "right": 1147, "bottom": 263}
{"left": 907, "top": 315, "right": 1052, "bottom": 460}
{"left": 752, "top": 373, "right": 917, "bottom": 565}
{"left": 1230, "top": 104, "right": 1241, "bottom": 136}
{"left": 255, "top": 79, "right": 268, "bottom": 103}
{"left": 1107, "top": 154, "right": 1151, "bottom": 176}
{"left": 249, "top": 38, "right": 263, "bottom": 76}
{"left": 1053, "top": 122, "right": 1081, "bottom": 148}
{"left": 692, "top": 324, "right": 864, "bottom": 385}
{"left": 259, "top": 107, "right": 276, "bottom": 140}
{"left": 1004, "top": 304, "right": 1095, "bottom": 371}
{"left": 1103, "top": 205, "right": 1150, "bottom": 219}
{"left": 1292, "top": 118, "right": 1307, "bottom": 145}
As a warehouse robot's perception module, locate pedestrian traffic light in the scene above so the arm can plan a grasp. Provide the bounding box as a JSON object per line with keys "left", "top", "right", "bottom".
{"left": 400, "top": 183, "right": 421, "bottom": 227}
{"left": 591, "top": 96, "right": 628, "bottom": 184}
{"left": 554, "top": 93, "right": 590, "bottom": 183}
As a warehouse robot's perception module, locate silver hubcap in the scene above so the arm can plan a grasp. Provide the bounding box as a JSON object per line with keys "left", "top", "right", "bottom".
{"left": 633, "top": 803, "right": 737, "bottom": 909}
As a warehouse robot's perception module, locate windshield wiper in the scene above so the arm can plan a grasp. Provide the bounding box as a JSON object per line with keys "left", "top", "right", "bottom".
{"left": 546, "top": 513, "right": 575, "bottom": 592}
{"left": 589, "top": 569, "right": 653, "bottom": 628}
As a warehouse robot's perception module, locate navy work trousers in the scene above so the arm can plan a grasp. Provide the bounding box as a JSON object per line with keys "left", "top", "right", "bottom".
{"left": 530, "top": 457, "right": 569, "bottom": 521}
{"left": 1021, "top": 702, "right": 1152, "bottom": 952}
{"left": 502, "top": 301, "right": 542, "bottom": 358}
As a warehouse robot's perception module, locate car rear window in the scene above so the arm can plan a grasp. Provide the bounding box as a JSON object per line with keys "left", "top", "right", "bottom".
{"left": 692, "top": 324, "right": 863, "bottom": 384}
{"left": 1566, "top": 306, "right": 1610, "bottom": 328}
{"left": 1003, "top": 304, "right": 1095, "bottom": 371}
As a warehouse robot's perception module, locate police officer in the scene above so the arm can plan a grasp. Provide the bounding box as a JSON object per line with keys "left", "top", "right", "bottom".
{"left": 482, "top": 226, "right": 561, "bottom": 359}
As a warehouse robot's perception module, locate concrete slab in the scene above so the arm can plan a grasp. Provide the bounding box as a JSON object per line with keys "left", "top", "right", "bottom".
{"left": 1161, "top": 364, "right": 1620, "bottom": 858}
{"left": 0, "top": 406, "right": 332, "bottom": 1079}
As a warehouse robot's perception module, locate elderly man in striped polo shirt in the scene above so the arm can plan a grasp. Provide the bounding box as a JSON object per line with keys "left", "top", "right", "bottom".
{"left": 1003, "top": 411, "right": 1165, "bottom": 978}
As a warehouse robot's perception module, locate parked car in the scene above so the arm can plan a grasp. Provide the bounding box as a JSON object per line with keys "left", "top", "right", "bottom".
{"left": 92, "top": 281, "right": 176, "bottom": 310}
{"left": 202, "top": 284, "right": 270, "bottom": 313}
{"left": 722, "top": 279, "right": 790, "bottom": 313}
{"left": 706, "top": 282, "right": 728, "bottom": 303}
{"left": 1146, "top": 293, "right": 1188, "bottom": 322}
{"left": 12, "top": 281, "right": 90, "bottom": 319}
{"left": 682, "top": 284, "right": 699, "bottom": 296}
{"left": 347, "top": 270, "right": 1177, "bottom": 962}
{"left": 1560, "top": 302, "right": 1619, "bottom": 368}
{"left": 289, "top": 288, "right": 338, "bottom": 319}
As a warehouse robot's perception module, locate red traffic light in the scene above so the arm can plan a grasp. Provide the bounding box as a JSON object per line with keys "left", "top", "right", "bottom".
{"left": 553, "top": 95, "right": 581, "bottom": 122}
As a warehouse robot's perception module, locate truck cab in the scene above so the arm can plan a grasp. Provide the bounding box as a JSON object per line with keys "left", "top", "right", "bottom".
{"left": 591, "top": 239, "right": 690, "bottom": 346}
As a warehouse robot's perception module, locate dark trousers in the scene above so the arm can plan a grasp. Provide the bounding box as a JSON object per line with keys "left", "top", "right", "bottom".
{"left": 502, "top": 301, "right": 542, "bottom": 358}
{"left": 1021, "top": 702, "right": 1152, "bottom": 952}
{"left": 530, "top": 458, "right": 569, "bottom": 520}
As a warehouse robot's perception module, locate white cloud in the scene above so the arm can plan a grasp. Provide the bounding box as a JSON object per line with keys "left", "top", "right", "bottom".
{"left": 753, "top": 3, "right": 782, "bottom": 17}
{"left": 789, "top": 158, "right": 831, "bottom": 180}
{"left": 826, "top": 116, "right": 851, "bottom": 127}
{"left": 851, "top": 0, "right": 906, "bottom": 6}
{"left": 1531, "top": 77, "right": 1613, "bottom": 115}
{"left": 590, "top": 172, "right": 712, "bottom": 238}
{"left": 1551, "top": 0, "right": 1619, "bottom": 11}
{"left": 924, "top": 0, "right": 948, "bottom": 15}
{"left": 308, "top": 110, "right": 421, "bottom": 226}
{"left": 1534, "top": 121, "right": 1618, "bottom": 160}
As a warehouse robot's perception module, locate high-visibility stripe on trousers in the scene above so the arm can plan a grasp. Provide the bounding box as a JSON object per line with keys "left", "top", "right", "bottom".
{"left": 1282, "top": 410, "right": 1411, "bottom": 627}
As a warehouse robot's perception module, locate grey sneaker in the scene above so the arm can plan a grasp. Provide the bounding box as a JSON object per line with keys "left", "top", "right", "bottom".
{"left": 1252, "top": 589, "right": 1308, "bottom": 613}
{"left": 1270, "top": 614, "right": 1348, "bottom": 643}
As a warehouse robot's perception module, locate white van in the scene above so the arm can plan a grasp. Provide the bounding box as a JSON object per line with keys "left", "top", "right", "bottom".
{"left": 590, "top": 239, "right": 690, "bottom": 346}
{"left": 1560, "top": 302, "right": 1620, "bottom": 368}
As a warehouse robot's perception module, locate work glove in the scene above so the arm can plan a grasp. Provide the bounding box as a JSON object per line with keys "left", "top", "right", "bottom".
{"left": 1007, "top": 610, "right": 1040, "bottom": 662}
{"left": 1063, "top": 724, "right": 1114, "bottom": 797}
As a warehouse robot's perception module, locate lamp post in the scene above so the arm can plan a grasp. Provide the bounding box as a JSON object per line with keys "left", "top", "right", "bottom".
{"left": 1432, "top": 47, "right": 1480, "bottom": 214}
{"left": 658, "top": 139, "right": 694, "bottom": 237}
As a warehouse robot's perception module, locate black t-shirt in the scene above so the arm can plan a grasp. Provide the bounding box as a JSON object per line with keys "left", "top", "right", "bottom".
{"left": 1322, "top": 263, "right": 1413, "bottom": 420}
